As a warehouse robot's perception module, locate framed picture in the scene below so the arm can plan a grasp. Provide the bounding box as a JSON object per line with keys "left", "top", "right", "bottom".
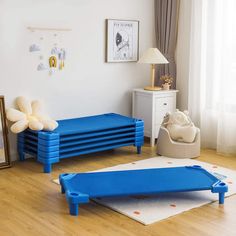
{"left": 106, "top": 19, "right": 139, "bottom": 62}
{"left": 0, "top": 96, "right": 11, "bottom": 169}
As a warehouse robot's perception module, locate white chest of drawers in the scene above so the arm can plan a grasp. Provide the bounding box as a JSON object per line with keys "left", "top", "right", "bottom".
{"left": 132, "top": 88, "right": 178, "bottom": 146}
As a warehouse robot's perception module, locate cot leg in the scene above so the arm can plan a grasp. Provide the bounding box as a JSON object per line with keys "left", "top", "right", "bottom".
{"left": 61, "top": 185, "right": 65, "bottom": 194}
{"left": 69, "top": 203, "right": 79, "bottom": 216}
{"left": 137, "top": 146, "right": 141, "bottom": 154}
{"left": 19, "top": 152, "right": 25, "bottom": 161}
{"left": 43, "top": 163, "right": 52, "bottom": 173}
{"left": 219, "top": 192, "right": 225, "bottom": 204}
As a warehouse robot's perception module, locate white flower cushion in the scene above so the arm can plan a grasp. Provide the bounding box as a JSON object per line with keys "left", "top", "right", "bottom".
{"left": 6, "top": 96, "right": 58, "bottom": 134}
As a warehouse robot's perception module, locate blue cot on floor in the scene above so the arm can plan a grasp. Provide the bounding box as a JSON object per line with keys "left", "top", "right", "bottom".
{"left": 17, "top": 113, "right": 144, "bottom": 173}
{"left": 59, "top": 165, "right": 228, "bottom": 216}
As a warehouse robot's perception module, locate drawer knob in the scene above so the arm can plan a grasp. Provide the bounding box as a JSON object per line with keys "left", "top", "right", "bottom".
{"left": 163, "top": 103, "right": 167, "bottom": 105}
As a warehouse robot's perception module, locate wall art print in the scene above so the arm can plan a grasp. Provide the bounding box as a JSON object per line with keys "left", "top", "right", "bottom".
{"left": 0, "top": 96, "right": 10, "bottom": 169}
{"left": 106, "top": 19, "right": 139, "bottom": 63}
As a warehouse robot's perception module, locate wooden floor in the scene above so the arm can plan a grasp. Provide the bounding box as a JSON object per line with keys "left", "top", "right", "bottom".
{"left": 1, "top": 143, "right": 236, "bottom": 236}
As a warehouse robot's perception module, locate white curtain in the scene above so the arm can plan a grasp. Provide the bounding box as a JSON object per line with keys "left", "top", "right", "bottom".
{"left": 188, "top": 0, "right": 236, "bottom": 155}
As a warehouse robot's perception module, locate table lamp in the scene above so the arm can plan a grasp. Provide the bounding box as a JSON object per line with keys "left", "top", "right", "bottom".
{"left": 139, "top": 48, "right": 169, "bottom": 91}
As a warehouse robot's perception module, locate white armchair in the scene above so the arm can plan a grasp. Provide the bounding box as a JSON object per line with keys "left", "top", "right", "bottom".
{"left": 156, "top": 126, "right": 200, "bottom": 158}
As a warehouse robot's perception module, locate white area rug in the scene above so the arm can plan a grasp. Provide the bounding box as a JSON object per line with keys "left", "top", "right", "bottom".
{"left": 54, "top": 157, "right": 236, "bottom": 225}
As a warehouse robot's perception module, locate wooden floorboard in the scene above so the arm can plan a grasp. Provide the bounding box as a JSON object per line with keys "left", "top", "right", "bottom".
{"left": 0, "top": 143, "right": 236, "bottom": 236}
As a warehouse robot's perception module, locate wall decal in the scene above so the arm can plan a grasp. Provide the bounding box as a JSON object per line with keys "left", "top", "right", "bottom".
{"left": 49, "top": 56, "right": 57, "bottom": 68}
{"left": 51, "top": 47, "right": 60, "bottom": 55}
{"left": 37, "top": 63, "right": 48, "bottom": 71}
{"left": 58, "top": 48, "right": 66, "bottom": 70}
{"left": 27, "top": 26, "right": 71, "bottom": 74}
{"left": 29, "top": 44, "right": 41, "bottom": 52}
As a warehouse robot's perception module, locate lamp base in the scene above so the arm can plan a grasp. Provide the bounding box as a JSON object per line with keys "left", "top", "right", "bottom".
{"left": 144, "top": 86, "right": 162, "bottom": 91}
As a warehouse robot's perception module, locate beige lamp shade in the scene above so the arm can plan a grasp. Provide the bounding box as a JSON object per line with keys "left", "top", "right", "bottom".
{"left": 138, "top": 48, "right": 168, "bottom": 64}
{"left": 138, "top": 48, "right": 168, "bottom": 91}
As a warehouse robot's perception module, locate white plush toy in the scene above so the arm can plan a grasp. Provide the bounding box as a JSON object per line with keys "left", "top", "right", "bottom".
{"left": 6, "top": 97, "right": 58, "bottom": 134}
{"left": 163, "top": 110, "right": 197, "bottom": 143}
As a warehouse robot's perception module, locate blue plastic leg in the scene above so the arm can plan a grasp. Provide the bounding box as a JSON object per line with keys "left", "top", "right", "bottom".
{"left": 69, "top": 203, "right": 79, "bottom": 216}
{"left": 137, "top": 146, "right": 141, "bottom": 154}
{"left": 219, "top": 192, "right": 225, "bottom": 204}
{"left": 19, "top": 152, "right": 25, "bottom": 161}
{"left": 43, "top": 163, "right": 52, "bottom": 173}
{"left": 61, "top": 185, "right": 65, "bottom": 194}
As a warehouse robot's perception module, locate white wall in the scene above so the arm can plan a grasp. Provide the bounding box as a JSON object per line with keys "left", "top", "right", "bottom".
{"left": 0, "top": 0, "right": 155, "bottom": 160}
{"left": 176, "top": 0, "right": 192, "bottom": 110}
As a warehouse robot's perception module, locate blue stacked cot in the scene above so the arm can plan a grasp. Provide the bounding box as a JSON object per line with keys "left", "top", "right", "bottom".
{"left": 17, "top": 113, "right": 144, "bottom": 173}
{"left": 59, "top": 165, "right": 228, "bottom": 216}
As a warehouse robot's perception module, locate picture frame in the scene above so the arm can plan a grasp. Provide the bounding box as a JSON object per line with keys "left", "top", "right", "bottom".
{"left": 0, "top": 96, "right": 11, "bottom": 169}
{"left": 106, "top": 19, "right": 139, "bottom": 63}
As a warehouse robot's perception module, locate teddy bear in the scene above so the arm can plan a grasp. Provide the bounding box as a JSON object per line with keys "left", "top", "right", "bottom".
{"left": 6, "top": 96, "right": 58, "bottom": 134}
{"left": 162, "top": 109, "right": 197, "bottom": 143}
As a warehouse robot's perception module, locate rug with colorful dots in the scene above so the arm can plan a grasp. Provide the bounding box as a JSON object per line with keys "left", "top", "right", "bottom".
{"left": 53, "top": 157, "right": 236, "bottom": 225}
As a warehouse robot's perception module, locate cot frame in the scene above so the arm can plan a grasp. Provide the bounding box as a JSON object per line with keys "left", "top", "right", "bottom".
{"left": 59, "top": 165, "right": 228, "bottom": 216}
{"left": 17, "top": 113, "right": 144, "bottom": 173}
